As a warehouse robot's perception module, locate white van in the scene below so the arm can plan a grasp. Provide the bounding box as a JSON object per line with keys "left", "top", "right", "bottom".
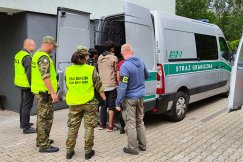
{"left": 56, "top": 2, "right": 232, "bottom": 122}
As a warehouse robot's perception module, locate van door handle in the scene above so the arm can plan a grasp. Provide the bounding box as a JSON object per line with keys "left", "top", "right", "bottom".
{"left": 221, "top": 65, "right": 225, "bottom": 69}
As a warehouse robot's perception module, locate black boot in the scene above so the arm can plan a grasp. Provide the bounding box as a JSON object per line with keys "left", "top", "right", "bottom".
{"left": 20, "top": 123, "right": 34, "bottom": 129}
{"left": 39, "top": 146, "right": 59, "bottom": 153}
{"left": 36, "top": 139, "right": 54, "bottom": 147}
{"left": 49, "top": 139, "right": 54, "bottom": 144}
{"left": 120, "top": 127, "right": 125, "bottom": 134}
{"left": 23, "top": 127, "right": 36, "bottom": 134}
{"left": 66, "top": 150, "right": 75, "bottom": 160}
{"left": 85, "top": 150, "right": 95, "bottom": 160}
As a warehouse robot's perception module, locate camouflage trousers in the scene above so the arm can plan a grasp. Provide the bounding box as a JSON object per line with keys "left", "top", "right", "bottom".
{"left": 35, "top": 94, "right": 54, "bottom": 149}
{"left": 66, "top": 99, "right": 98, "bottom": 154}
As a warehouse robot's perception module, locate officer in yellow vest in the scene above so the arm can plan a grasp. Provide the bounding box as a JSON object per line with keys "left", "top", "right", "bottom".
{"left": 65, "top": 46, "right": 106, "bottom": 160}
{"left": 14, "top": 38, "right": 36, "bottom": 134}
{"left": 31, "top": 36, "right": 59, "bottom": 153}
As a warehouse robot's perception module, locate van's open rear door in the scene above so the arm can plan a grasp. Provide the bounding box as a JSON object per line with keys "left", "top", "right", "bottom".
{"left": 56, "top": 7, "right": 90, "bottom": 98}
{"left": 124, "top": 1, "right": 155, "bottom": 70}
{"left": 228, "top": 35, "right": 243, "bottom": 112}
{"left": 124, "top": 1, "right": 157, "bottom": 106}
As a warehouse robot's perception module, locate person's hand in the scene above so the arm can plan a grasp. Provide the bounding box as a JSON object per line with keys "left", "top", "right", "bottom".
{"left": 51, "top": 93, "right": 59, "bottom": 103}
{"left": 100, "top": 99, "right": 107, "bottom": 108}
{"left": 116, "top": 106, "right": 121, "bottom": 111}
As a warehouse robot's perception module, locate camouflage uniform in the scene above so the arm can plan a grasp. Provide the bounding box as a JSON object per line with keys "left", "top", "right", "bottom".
{"left": 35, "top": 53, "right": 54, "bottom": 149}
{"left": 66, "top": 47, "right": 104, "bottom": 154}
{"left": 66, "top": 99, "right": 98, "bottom": 154}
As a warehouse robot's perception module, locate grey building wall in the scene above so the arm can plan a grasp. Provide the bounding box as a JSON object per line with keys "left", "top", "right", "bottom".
{"left": 0, "top": 0, "right": 176, "bottom": 19}
{"left": 0, "top": 12, "right": 28, "bottom": 112}
{"left": 26, "top": 12, "right": 57, "bottom": 68}
{"left": 26, "top": 12, "right": 57, "bottom": 58}
{"left": 0, "top": 12, "right": 68, "bottom": 113}
{"left": 26, "top": 12, "right": 67, "bottom": 114}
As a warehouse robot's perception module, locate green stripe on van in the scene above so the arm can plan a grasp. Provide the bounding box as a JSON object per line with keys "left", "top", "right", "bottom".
{"left": 146, "top": 72, "right": 157, "bottom": 81}
{"left": 144, "top": 94, "right": 156, "bottom": 100}
{"left": 163, "top": 61, "right": 231, "bottom": 76}
{"left": 219, "top": 62, "right": 232, "bottom": 72}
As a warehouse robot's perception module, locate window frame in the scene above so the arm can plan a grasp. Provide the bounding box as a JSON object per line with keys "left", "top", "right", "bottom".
{"left": 219, "top": 37, "right": 230, "bottom": 61}
{"left": 195, "top": 33, "right": 219, "bottom": 61}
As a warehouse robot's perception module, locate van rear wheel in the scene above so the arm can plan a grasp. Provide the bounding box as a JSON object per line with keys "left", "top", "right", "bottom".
{"left": 170, "top": 92, "right": 188, "bottom": 122}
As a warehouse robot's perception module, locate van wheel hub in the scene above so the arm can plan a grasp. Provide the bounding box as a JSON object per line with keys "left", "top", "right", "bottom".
{"left": 176, "top": 97, "right": 186, "bottom": 116}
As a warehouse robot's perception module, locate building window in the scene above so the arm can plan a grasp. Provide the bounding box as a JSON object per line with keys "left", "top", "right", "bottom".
{"left": 195, "top": 34, "right": 218, "bottom": 60}
{"left": 219, "top": 37, "right": 230, "bottom": 61}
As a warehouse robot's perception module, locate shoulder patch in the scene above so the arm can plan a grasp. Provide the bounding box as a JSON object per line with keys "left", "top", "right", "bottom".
{"left": 121, "top": 76, "right": 128, "bottom": 83}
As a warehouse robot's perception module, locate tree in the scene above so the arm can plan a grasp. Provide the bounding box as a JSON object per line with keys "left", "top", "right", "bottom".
{"left": 176, "top": 0, "right": 243, "bottom": 41}
{"left": 176, "top": 0, "right": 214, "bottom": 20}
{"left": 209, "top": 0, "right": 243, "bottom": 40}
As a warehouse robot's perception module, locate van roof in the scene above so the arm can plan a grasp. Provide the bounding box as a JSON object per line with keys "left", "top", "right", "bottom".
{"left": 151, "top": 11, "right": 224, "bottom": 37}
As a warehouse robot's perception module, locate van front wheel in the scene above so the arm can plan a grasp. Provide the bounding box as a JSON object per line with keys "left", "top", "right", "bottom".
{"left": 171, "top": 92, "right": 188, "bottom": 122}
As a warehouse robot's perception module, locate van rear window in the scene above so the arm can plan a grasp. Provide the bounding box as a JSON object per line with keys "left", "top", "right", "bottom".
{"left": 195, "top": 34, "right": 218, "bottom": 60}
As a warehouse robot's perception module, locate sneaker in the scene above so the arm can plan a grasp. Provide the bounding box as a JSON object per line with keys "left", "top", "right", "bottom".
{"left": 85, "top": 150, "right": 95, "bottom": 160}
{"left": 123, "top": 147, "right": 139, "bottom": 155}
{"left": 39, "top": 146, "right": 59, "bottom": 153}
{"left": 23, "top": 127, "right": 36, "bottom": 134}
{"left": 120, "top": 128, "right": 125, "bottom": 134}
{"left": 107, "top": 126, "right": 114, "bottom": 132}
{"left": 66, "top": 150, "right": 75, "bottom": 160}
{"left": 139, "top": 146, "right": 146, "bottom": 151}
{"left": 98, "top": 124, "right": 106, "bottom": 130}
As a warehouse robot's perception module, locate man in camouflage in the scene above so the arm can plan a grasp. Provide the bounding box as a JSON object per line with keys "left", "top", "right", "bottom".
{"left": 65, "top": 46, "right": 106, "bottom": 160}
{"left": 31, "top": 36, "right": 59, "bottom": 153}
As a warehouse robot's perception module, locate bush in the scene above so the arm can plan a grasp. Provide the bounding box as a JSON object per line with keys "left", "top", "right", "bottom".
{"left": 228, "top": 40, "right": 240, "bottom": 52}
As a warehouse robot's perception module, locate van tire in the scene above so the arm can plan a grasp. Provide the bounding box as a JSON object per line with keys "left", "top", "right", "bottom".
{"left": 170, "top": 92, "right": 188, "bottom": 122}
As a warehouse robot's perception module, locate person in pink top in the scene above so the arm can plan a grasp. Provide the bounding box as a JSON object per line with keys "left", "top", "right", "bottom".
{"left": 117, "top": 59, "right": 125, "bottom": 82}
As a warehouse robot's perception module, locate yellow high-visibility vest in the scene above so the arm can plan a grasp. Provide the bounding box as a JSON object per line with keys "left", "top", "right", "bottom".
{"left": 14, "top": 50, "right": 32, "bottom": 88}
{"left": 31, "top": 51, "right": 57, "bottom": 94}
{"left": 65, "top": 64, "right": 95, "bottom": 105}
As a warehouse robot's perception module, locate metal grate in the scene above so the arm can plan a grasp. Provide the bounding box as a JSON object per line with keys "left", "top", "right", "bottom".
{"left": 94, "top": 19, "right": 125, "bottom": 47}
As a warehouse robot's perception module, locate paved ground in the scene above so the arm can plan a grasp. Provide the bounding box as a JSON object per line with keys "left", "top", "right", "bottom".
{"left": 1, "top": 95, "right": 243, "bottom": 162}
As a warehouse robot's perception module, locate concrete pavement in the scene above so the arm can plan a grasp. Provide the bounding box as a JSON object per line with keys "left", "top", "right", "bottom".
{"left": 1, "top": 96, "right": 243, "bottom": 162}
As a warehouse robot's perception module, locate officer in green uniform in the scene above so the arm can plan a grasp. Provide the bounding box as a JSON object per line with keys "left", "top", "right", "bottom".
{"left": 65, "top": 46, "right": 106, "bottom": 160}
{"left": 31, "top": 36, "right": 59, "bottom": 153}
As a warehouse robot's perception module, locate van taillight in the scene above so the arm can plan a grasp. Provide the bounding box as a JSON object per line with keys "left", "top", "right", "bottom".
{"left": 156, "top": 64, "right": 165, "bottom": 94}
